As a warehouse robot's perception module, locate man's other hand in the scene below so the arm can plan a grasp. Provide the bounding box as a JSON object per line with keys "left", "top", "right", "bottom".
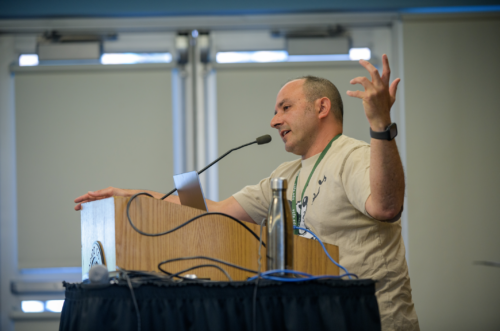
{"left": 74, "top": 187, "right": 135, "bottom": 211}
{"left": 346, "top": 54, "right": 400, "bottom": 131}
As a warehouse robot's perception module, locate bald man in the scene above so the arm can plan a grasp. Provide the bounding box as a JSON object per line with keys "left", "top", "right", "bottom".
{"left": 75, "top": 55, "right": 419, "bottom": 331}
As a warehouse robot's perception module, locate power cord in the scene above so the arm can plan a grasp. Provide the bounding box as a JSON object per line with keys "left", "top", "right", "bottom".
{"left": 168, "top": 264, "right": 233, "bottom": 281}
{"left": 293, "top": 226, "right": 352, "bottom": 279}
{"left": 252, "top": 220, "right": 265, "bottom": 331}
{"left": 247, "top": 226, "right": 357, "bottom": 282}
{"left": 247, "top": 269, "right": 358, "bottom": 282}
{"left": 120, "top": 270, "right": 141, "bottom": 331}
{"left": 125, "top": 193, "right": 265, "bottom": 247}
{"left": 158, "top": 256, "right": 258, "bottom": 280}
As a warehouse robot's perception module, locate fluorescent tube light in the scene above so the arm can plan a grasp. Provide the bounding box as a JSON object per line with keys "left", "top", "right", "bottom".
{"left": 216, "top": 48, "right": 371, "bottom": 64}
{"left": 21, "top": 301, "right": 44, "bottom": 313}
{"left": 46, "top": 300, "right": 65, "bottom": 313}
{"left": 19, "top": 54, "right": 39, "bottom": 66}
{"left": 349, "top": 48, "right": 371, "bottom": 61}
{"left": 101, "top": 53, "right": 172, "bottom": 65}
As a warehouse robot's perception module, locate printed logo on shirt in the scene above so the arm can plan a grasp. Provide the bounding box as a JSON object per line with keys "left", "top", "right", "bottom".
{"left": 312, "top": 175, "right": 327, "bottom": 205}
{"left": 290, "top": 174, "right": 327, "bottom": 239}
{"left": 295, "top": 196, "right": 314, "bottom": 239}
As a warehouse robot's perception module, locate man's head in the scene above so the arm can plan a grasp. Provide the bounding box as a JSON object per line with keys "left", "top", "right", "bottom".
{"left": 271, "top": 76, "right": 343, "bottom": 159}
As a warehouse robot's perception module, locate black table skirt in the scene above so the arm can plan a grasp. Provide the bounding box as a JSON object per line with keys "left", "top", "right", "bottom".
{"left": 60, "top": 279, "right": 381, "bottom": 331}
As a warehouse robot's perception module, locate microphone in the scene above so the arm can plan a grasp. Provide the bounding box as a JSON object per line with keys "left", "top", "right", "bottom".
{"left": 161, "top": 134, "right": 272, "bottom": 200}
{"left": 256, "top": 134, "right": 272, "bottom": 145}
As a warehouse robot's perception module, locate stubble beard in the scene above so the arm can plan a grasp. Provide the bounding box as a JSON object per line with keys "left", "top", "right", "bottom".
{"left": 284, "top": 117, "right": 316, "bottom": 156}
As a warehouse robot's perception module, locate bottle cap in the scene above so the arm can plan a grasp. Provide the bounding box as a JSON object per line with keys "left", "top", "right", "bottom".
{"left": 271, "top": 177, "right": 287, "bottom": 190}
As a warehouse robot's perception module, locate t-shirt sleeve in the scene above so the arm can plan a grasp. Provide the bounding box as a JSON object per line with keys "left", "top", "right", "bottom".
{"left": 233, "top": 176, "right": 272, "bottom": 225}
{"left": 340, "top": 145, "right": 373, "bottom": 218}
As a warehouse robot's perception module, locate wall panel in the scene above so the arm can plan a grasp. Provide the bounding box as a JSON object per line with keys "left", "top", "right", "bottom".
{"left": 404, "top": 14, "right": 500, "bottom": 330}
{"left": 15, "top": 67, "right": 173, "bottom": 268}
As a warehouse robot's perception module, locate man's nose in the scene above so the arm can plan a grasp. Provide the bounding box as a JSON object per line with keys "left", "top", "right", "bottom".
{"left": 270, "top": 113, "right": 282, "bottom": 128}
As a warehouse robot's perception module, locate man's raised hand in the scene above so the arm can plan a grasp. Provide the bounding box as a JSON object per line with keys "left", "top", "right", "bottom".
{"left": 346, "top": 54, "right": 400, "bottom": 131}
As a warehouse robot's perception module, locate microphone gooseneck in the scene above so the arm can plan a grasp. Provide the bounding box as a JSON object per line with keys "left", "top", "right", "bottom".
{"left": 160, "top": 134, "right": 273, "bottom": 200}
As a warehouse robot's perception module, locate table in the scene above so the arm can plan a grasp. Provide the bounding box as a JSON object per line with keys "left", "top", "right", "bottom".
{"left": 60, "top": 278, "right": 381, "bottom": 331}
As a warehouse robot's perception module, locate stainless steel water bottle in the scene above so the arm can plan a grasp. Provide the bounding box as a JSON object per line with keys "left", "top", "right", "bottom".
{"left": 266, "top": 177, "right": 294, "bottom": 275}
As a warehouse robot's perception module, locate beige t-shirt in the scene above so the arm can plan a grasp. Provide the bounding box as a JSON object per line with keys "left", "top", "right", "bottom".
{"left": 233, "top": 135, "right": 419, "bottom": 331}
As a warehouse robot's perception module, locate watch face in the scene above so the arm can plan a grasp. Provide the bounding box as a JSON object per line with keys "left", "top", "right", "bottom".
{"left": 389, "top": 123, "right": 398, "bottom": 140}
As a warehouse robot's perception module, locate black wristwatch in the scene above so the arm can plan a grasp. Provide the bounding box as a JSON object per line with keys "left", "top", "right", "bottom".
{"left": 370, "top": 123, "right": 398, "bottom": 141}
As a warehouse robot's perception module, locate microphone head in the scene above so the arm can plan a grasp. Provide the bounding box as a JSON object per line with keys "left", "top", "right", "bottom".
{"left": 256, "top": 134, "right": 272, "bottom": 145}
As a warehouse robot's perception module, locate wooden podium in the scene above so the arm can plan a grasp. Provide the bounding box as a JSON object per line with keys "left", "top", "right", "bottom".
{"left": 81, "top": 196, "right": 339, "bottom": 281}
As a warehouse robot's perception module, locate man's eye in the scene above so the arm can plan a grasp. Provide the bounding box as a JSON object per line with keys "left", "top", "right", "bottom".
{"left": 284, "top": 106, "right": 290, "bottom": 110}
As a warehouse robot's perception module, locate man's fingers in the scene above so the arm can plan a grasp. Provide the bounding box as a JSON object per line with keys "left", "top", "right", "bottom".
{"left": 389, "top": 78, "right": 401, "bottom": 99}
{"left": 74, "top": 193, "right": 90, "bottom": 203}
{"left": 74, "top": 199, "right": 92, "bottom": 210}
{"left": 350, "top": 76, "right": 372, "bottom": 91}
{"left": 88, "top": 187, "right": 115, "bottom": 198}
{"left": 346, "top": 90, "right": 364, "bottom": 99}
{"left": 75, "top": 187, "right": 115, "bottom": 210}
{"left": 381, "top": 54, "right": 391, "bottom": 86}
{"left": 359, "top": 59, "right": 381, "bottom": 84}
{"left": 74, "top": 195, "right": 108, "bottom": 210}
{"left": 348, "top": 76, "right": 373, "bottom": 99}
{"left": 75, "top": 187, "right": 134, "bottom": 211}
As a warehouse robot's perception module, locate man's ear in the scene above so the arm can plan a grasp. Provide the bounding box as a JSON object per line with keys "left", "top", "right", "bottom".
{"left": 316, "top": 97, "right": 331, "bottom": 119}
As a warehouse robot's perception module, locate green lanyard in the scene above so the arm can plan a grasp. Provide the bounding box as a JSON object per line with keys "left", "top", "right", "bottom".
{"left": 292, "top": 134, "right": 341, "bottom": 234}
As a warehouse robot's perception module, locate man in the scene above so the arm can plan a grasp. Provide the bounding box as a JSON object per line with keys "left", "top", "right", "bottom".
{"left": 75, "top": 55, "right": 419, "bottom": 330}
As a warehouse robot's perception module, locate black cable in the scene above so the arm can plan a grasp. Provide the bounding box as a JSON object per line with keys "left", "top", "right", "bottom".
{"left": 123, "top": 270, "right": 173, "bottom": 282}
{"left": 123, "top": 270, "right": 161, "bottom": 278}
{"left": 118, "top": 266, "right": 195, "bottom": 282}
{"left": 158, "top": 256, "right": 258, "bottom": 277}
{"left": 126, "top": 196, "right": 265, "bottom": 246}
{"left": 252, "top": 221, "right": 264, "bottom": 331}
{"left": 121, "top": 263, "right": 233, "bottom": 283}
{"left": 167, "top": 264, "right": 233, "bottom": 282}
{"left": 123, "top": 272, "right": 141, "bottom": 331}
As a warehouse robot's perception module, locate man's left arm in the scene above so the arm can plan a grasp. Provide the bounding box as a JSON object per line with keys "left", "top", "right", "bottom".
{"left": 347, "top": 54, "right": 404, "bottom": 221}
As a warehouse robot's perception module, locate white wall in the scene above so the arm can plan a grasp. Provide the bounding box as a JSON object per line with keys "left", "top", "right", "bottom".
{"left": 403, "top": 13, "right": 500, "bottom": 330}
{"left": 14, "top": 66, "right": 174, "bottom": 268}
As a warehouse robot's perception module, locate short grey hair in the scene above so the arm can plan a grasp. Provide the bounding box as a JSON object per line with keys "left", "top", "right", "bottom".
{"left": 294, "top": 75, "right": 344, "bottom": 123}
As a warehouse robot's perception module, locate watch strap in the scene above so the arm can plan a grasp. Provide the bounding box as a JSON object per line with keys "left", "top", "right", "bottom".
{"left": 370, "top": 123, "right": 397, "bottom": 141}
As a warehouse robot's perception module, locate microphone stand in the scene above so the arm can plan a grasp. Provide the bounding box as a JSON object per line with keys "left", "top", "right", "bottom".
{"left": 160, "top": 140, "right": 258, "bottom": 200}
